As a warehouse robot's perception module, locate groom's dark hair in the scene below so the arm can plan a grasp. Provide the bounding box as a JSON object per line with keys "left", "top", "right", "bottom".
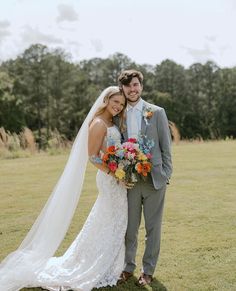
{"left": 118, "top": 69, "right": 143, "bottom": 88}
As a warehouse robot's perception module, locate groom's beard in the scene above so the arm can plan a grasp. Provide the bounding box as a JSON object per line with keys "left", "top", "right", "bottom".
{"left": 125, "top": 94, "right": 141, "bottom": 104}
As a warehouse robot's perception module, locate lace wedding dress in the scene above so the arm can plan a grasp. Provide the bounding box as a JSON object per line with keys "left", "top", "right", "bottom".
{"left": 0, "top": 87, "right": 127, "bottom": 291}
{"left": 27, "top": 125, "right": 128, "bottom": 291}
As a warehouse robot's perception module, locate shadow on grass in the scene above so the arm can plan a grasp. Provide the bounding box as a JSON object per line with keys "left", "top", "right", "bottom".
{"left": 21, "top": 277, "right": 167, "bottom": 291}
{"left": 93, "top": 276, "right": 167, "bottom": 291}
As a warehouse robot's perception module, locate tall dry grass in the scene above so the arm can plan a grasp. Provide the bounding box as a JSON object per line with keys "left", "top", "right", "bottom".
{"left": 0, "top": 127, "right": 71, "bottom": 159}
{"left": 0, "top": 127, "right": 32, "bottom": 158}
{"left": 47, "top": 129, "right": 72, "bottom": 150}
{"left": 169, "top": 121, "right": 181, "bottom": 144}
{"left": 19, "top": 127, "right": 37, "bottom": 153}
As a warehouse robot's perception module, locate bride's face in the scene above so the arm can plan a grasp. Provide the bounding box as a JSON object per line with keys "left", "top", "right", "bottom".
{"left": 106, "top": 94, "right": 126, "bottom": 116}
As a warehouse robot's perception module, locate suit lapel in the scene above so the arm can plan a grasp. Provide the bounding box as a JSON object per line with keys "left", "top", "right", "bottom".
{"left": 141, "top": 101, "right": 148, "bottom": 135}
{"left": 122, "top": 111, "right": 128, "bottom": 141}
{"left": 122, "top": 130, "right": 128, "bottom": 141}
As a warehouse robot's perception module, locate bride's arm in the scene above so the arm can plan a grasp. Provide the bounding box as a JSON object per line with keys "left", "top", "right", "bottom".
{"left": 88, "top": 119, "right": 115, "bottom": 177}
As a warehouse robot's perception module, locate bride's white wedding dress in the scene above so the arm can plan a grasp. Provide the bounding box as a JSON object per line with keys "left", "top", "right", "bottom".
{"left": 30, "top": 126, "right": 128, "bottom": 291}
{"left": 0, "top": 87, "right": 127, "bottom": 291}
{"left": 1, "top": 126, "right": 127, "bottom": 291}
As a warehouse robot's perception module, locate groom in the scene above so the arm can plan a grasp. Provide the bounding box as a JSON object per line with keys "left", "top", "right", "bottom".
{"left": 118, "top": 69, "right": 172, "bottom": 286}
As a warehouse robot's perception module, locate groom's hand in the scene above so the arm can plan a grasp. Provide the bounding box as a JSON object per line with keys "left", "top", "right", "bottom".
{"left": 116, "top": 178, "right": 135, "bottom": 189}
{"left": 123, "top": 181, "right": 135, "bottom": 189}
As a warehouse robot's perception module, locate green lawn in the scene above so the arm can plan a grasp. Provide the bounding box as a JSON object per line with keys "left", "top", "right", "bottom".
{"left": 0, "top": 140, "right": 236, "bottom": 291}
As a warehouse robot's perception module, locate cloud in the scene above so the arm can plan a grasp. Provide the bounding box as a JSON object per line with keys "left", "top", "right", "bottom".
{"left": 230, "top": 0, "right": 236, "bottom": 10}
{"left": 67, "top": 41, "right": 83, "bottom": 60}
{"left": 21, "top": 26, "right": 63, "bottom": 45}
{"left": 205, "top": 35, "right": 217, "bottom": 42}
{"left": 182, "top": 44, "right": 214, "bottom": 63}
{"left": 90, "top": 39, "right": 103, "bottom": 53}
{"left": 0, "top": 20, "right": 11, "bottom": 43}
{"left": 58, "top": 26, "right": 76, "bottom": 32}
{"left": 69, "top": 40, "right": 82, "bottom": 46}
{"left": 56, "top": 4, "right": 79, "bottom": 23}
{"left": 0, "top": 20, "right": 10, "bottom": 29}
{"left": 218, "top": 45, "right": 229, "bottom": 56}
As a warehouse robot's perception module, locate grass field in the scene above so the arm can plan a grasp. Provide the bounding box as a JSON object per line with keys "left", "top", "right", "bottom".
{"left": 0, "top": 140, "right": 236, "bottom": 291}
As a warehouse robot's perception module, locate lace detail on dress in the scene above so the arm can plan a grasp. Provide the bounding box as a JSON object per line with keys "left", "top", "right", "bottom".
{"left": 29, "top": 126, "right": 128, "bottom": 291}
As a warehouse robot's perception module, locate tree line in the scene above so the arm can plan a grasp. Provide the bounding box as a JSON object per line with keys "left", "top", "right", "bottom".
{"left": 0, "top": 44, "right": 235, "bottom": 148}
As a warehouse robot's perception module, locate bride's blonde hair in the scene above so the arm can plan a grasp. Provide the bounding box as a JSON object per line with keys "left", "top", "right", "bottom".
{"left": 92, "top": 87, "right": 127, "bottom": 132}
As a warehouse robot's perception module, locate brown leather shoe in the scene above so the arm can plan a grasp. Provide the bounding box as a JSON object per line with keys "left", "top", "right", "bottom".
{"left": 117, "top": 271, "right": 133, "bottom": 284}
{"left": 137, "top": 273, "right": 153, "bottom": 286}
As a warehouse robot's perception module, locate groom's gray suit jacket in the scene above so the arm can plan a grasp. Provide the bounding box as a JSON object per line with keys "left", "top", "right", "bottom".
{"left": 121, "top": 100, "right": 172, "bottom": 190}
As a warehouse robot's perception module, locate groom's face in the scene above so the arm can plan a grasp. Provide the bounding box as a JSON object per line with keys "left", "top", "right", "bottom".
{"left": 122, "top": 77, "right": 143, "bottom": 105}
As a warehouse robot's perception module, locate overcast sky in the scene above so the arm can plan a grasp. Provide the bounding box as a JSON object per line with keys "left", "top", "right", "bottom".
{"left": 0, "top": 0, "right": 235, "bottom": 68}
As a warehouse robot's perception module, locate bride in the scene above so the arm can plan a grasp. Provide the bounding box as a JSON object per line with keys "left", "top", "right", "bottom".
{"left": 0, "top": 86, "right": 128, "bottom": 291}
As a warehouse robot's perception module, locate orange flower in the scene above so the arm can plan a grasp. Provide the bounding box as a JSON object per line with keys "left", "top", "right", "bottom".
{"left": 102, "top": 153, "right": 109, "bottom": 162}
{"left": 142, "top": 162, "right": 151, "bottom": 176}
{"left": 146, "top": 111, "right": 153, "bottom": 118}
{"left": 136, "top": 161, "right": 152, "bottom": 177}
{"left": 107, "top": 145, "right": 116, "bottom": 155}
{"left": 142, "top": 161, "right": 151, "bottom": 173}
{"left": 135, "top": 162, "right": 143, "bottom": 174}
{"left": 143, "top": 107, "right": 154, "bottom": 120}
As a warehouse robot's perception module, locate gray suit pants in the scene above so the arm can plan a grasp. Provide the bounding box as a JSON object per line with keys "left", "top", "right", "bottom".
{"left": 124, "top": 176, "right": 166, "bottom": 275}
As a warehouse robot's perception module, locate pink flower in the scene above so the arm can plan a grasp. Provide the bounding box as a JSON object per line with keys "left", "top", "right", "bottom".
{"left": 108, "top": 161, "right": 118, "bottom": 172}
{"left": 146, "top": 153, "right": 152, "bottom": 159}
{"left": 127, "top": 138, "right": 137, "bottom": 143}
{"left": 127, "top": 152, "right": 136, "bottom": 160}
{"left": 122, "top": 142, "right": 137, "bottom": 153}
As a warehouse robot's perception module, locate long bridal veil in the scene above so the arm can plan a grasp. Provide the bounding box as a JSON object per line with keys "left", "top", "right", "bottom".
{"left": 0, "top": 86, "right": 120, "bottom": 291}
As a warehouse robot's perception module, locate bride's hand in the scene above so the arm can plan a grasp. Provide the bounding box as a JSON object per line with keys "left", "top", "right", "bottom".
{"left": 119, "top": 179, "right": 135, "bottom": 189}
{"left": 126, "top": 182, "right": 135, "bottom": 189}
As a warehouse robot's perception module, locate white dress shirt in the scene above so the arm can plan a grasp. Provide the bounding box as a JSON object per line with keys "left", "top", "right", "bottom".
{"left": 127, "top": 99, "right": 143, "bottom": 138}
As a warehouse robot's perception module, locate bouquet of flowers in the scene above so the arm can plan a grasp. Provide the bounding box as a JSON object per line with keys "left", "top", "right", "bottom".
{"left": 102, "top": 136, "right": 154, "bottom": 185}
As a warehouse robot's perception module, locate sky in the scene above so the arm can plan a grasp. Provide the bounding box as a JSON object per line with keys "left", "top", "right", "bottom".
{"left": 0, "top": 0, "right": 236, "bottom": 68}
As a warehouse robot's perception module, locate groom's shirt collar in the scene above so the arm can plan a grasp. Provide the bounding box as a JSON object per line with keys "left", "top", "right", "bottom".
{"left": 126, "top": 98, "right": 144, "bottom": 138}
{"left": 127, "top": 98, "right": 144, "bottom": 112}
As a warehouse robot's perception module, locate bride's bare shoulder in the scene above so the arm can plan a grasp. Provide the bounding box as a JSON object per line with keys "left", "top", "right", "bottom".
{"left": 88, "top": 118, "right": 107, "bottom": 153}
{"left": 89, "top": 117, "right": 107, "bottom": 135}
